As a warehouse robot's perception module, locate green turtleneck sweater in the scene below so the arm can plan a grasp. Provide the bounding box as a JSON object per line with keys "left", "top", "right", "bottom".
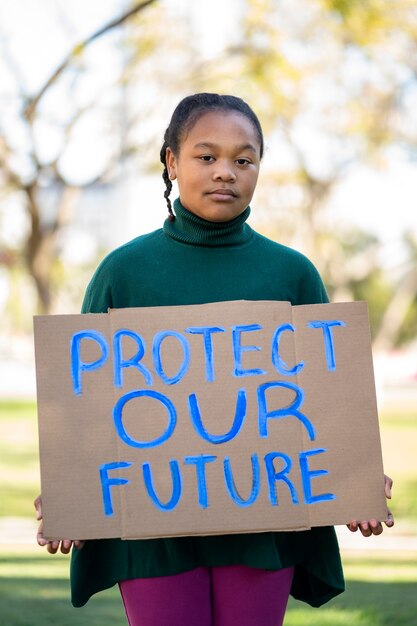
{"left": 71, "top": 199, "right": 344, "bottom": 608}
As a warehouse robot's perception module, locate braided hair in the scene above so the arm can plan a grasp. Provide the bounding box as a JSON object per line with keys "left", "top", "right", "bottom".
{"left": 160, "top": 93, "right": 264, "bottom": 221}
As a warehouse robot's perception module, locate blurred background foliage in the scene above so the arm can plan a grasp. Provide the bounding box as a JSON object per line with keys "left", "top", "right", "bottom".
{"left": 0, "top": 0, "right": 416, "bottom": 354}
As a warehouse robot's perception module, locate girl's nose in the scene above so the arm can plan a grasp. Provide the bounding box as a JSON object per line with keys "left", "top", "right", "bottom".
{"left": 213, "top": 161, "right": 237, "bottom": 182}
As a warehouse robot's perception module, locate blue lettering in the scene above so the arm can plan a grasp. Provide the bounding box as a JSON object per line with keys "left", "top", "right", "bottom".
{"left": 307, "top": 320, "right": 346, "bottom": 371}
{"left": 184, "top": 454, "right": 216, "bottom": 508}
{"left": 271, "top": 324, "right": 304, "bottom": 376}
{"left": 299, "top": 448, "right": 336, "bottom": 504}
{"left": 113, "top": 390, "right": 176, "bottom": 448}
{"left": 71, "top": 330, "right": 108, "bottom": 395}
{"left": 264, "top": 452, "right": 299, "bottom": 505}
{"left": 142, "top": 460, "right": 182, "bottom": 511}
{"left": 152, "top": 330, "right": 190, "bottom": 384}
{"left": 188, "top": 389, "right": 247, "bottom": 444}
{"left": 223, "top": 454, "right": 260, "bottom": 507}
{"left": 257, "top": 381, "right": 315, "bottom": 441}
{"left": 185, "top": 326, "right": 225, "bottom": 382}
{"left": 232, "top": 324, "right": 267, "bottom": 377}
{"left": 99, "top": 461, "right": 132, "bottom": 516}
{"left": 113, "top": 329, "right": 153, "bottom": 387}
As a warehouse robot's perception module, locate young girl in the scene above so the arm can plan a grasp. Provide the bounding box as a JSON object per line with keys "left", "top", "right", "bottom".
{"left": 35, "top": 92, "right": 394, "bottom": 626}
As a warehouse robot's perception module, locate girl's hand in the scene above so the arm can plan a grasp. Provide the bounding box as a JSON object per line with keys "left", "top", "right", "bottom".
{"left": 34, "top": 495, "right": 85, "bottom": 554}
{"left": 346, "top": 474, "right": 394, "bottom": 537}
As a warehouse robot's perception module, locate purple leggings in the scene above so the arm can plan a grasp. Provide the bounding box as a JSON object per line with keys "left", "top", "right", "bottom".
{"left": 119, "top": 565, "right": 294, "bottom": 626}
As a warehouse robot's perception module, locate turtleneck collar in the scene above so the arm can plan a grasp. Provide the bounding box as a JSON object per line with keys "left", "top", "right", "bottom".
{"left": 163, "top": 198, "right": 253, "bottom": 247}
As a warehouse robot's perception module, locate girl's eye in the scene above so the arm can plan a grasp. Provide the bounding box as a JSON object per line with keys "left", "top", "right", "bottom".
{"left": 200, "top": 155, "right": 214, "bottom": 162}
{"left": 236, "top": 158, "right": 251, "bottom": 165}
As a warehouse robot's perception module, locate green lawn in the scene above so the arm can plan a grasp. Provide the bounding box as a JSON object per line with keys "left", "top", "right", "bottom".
{"left": 0, "top": 549, "right": 416, "bottom": 626}
{"left": 0, "top": 399, "right": 416, "bottom": 625}
{"left": 0, "top": 400, "right": 40, "bottom": 518}
{"left": 286, "top": 552, "right": 417, "bottom": 626}
{"left": 0, "top": 549, "right": 124, "bottom": 626}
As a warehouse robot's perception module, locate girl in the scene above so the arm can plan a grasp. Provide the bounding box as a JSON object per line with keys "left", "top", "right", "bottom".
{"left": 35, "top": 93, "right": 394, "bottom": 626}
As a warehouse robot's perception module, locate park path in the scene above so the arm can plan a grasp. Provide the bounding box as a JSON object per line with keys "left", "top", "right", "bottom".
{"left": 1, "top": 517, "right": 416, "bottom": 555}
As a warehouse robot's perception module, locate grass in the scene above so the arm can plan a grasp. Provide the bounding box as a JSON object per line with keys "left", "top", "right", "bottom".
{"left": 379, "top": 407, "right": 417, "bottom": 524}
{"left": 0, "top": 400, "right": 40, "bottom": 517}
{"left": 0, "top": 549, "right": 416, "bottom": 626}
{"left": 0, "top": 550, "right": 124, "bottom": 626}
{"left": 286, "top": 552, "right": 417, "bottom": 626}
{"left": 0, "top": 399, "right": 416, "bottom": 625}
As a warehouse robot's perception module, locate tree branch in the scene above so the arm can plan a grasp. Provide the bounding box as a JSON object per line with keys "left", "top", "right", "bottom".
{"left": 24, "top": 0, "right": 158, "bottom": 121}
{"left": 0, "top": 136, "right": 24, "bottom": 190}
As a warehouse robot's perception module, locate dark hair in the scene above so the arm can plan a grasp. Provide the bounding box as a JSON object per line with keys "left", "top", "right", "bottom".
{"left": 160, "top": 93, "right": 264, "bottom": 220}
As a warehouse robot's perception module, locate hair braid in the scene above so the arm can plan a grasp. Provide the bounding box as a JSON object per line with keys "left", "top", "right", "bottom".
{"left": 160, "top": 140, "right": 175, "bottom": 221}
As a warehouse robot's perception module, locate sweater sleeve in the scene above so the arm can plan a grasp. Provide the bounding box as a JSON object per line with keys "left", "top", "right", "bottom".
{"left": 297, "top": 258, "right": 329, "bottom": 305}
{"left": 81, "top": 261, "right": 114, "bottom": 314}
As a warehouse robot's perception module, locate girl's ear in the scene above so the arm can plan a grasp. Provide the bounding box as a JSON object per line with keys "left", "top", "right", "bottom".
{"left": 165, "top": 147, "right": 177, "bottom": 180}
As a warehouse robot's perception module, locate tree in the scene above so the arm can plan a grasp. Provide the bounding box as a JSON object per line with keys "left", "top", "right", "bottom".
{"left": 2, "top": 0, "right": 416, "bottom": 349}
{"left": 0, "top": 0, "right": 158, "bottom": 314}
{"left": 373, "top": 232, "right": 417, "bottom": 350}
{"left": 186, "top": 0, "right": 417, "bottom": 347}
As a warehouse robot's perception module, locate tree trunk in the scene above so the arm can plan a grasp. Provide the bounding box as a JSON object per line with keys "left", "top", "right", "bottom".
{"left": 24, "top": 183, "right": 80, "bottom": 313}
{"left": 373, "top": 269, "right": 417, "bottom": 352}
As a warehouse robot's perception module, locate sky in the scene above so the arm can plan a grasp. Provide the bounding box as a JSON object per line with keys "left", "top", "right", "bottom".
{"left": 0, "top": 0, "right": 416, "bottom": 266}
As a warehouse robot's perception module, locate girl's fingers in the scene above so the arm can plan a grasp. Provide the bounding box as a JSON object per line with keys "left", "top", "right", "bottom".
{"left": 346, "top": 477, "right": 394, "bottom": 537}
{"left": 348, "top": 517, "right": 387, "bottom": 537}
{"left": 384, "top": 475, "right": 393, "bottom": 499}
{"left": 37, "top": 516, "right": 79, "bottom": 553}
{"left": 37, "top": 533, "right": 48, "bottom": 546}
{"left": 47, "top": 540, "right": 60, "bottom": 554}
{"left": 35, "top": 494, "right": 84, "bottom": 553}
{"left": 34, "top": 495, "right": 42, "bottom": 520}
{"left": 38, "top": 533, "right": 84, "bottom": 554}
{"left": 358, "top": 521, "right": 372, "bottom": 537}
{"left": 37, "top": 519, "right": 47, "bottom": 546}
{"left": 385, "top": 508, "right": 394, "bottom": 527}
{"left": 368, "top": 519, "right": 383, "bottom": 535}
{"left": 60, "top": 540, "right": 73, "bottom": 554}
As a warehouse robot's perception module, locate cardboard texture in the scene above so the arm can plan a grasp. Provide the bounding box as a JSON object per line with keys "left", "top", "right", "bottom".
{"left": 34, "top": 300, "right": 387, "bottom": 541}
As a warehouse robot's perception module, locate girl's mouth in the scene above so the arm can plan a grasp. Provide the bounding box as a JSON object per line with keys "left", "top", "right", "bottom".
{"left": 208, "top": 189, "right": 237, "bottom": 199}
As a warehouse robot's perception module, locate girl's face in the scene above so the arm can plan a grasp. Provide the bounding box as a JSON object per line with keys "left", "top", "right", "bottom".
{"left": 166, "top": 111, "right": 261, "bottom": 222}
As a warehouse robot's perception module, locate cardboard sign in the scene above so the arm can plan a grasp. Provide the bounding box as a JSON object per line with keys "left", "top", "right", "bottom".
{"left": 34, "top": 300, "right": 387, "bottom": 541}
